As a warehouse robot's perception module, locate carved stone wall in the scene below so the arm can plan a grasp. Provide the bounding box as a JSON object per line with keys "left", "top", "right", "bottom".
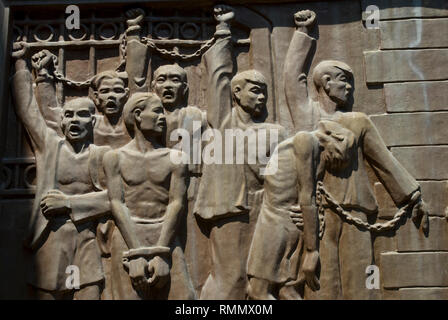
{"left": 0, "top": 0, "right": 447, "bottom": 300}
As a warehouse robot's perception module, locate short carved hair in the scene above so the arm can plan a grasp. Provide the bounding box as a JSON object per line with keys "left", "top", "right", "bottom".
{"left": 153, "top": 64, "right": 188, "bottom": 83}
{"left": 312, "top": 60, "right": 353, "bottom": 90}
{"left": 123, "top": 92, "right": 161, "bottom": 138}
{"left": 91, "top": 70, "right": 129, "bottom": 91}
{"left": 315, "top": 120, "right": 355, "bottom": 170}
{"left": 63, "top": 97, "right": 96, "bottom": 115}
{"left": 231, "top": 69, "right": 267, "bottom": 94}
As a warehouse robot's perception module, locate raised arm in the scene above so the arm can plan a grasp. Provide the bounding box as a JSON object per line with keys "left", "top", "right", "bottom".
{"left": 32, "top": 50, "right": 62, "bottom": 134}
{"left": 103, "top": 150, "right": 141, "bottom": 249}
{"left": 203, "top": 5, "right": 234, "bottom": 130}
{"left": 11, "top": 43, "right": 49, "bottom": 152}
{"left": 284, "top": 10, "right": 317, "bottom": 131}
{"left": 124, "top": 8, "right": 150, "bottom": 94}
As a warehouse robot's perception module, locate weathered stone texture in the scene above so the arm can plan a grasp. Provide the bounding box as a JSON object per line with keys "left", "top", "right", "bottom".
{"left": 380, "top": 252, "right": 448, "bottom": 288}
{"left": 384, "top": 81, "right": 448, "bottom": 113}
{"left": 364, "top": 49, "right": 448, "bottom": 83}
{"left": 391, "top": 146, "right": 448, "bottom": 180}
{"left": 371, "top": 112, "right": 448, "bottom": 146}
{"left": 380, "top": 18, "right": 448, "bottom": 49}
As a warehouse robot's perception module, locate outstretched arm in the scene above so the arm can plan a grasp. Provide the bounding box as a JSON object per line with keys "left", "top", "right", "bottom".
{"left": 103, "top": 150, "right": 141, "bottom": 249}
{"left": 11, "top": 42, "right": 48, "bottom": 152}
{"left": 360, "top": 114, "right": 429, "bottom": 230}
{"left": 203, "top": 5, "right": 234, "bottom": 130}
{"left": 284, "top": 10, "right": 317, "bottom": 131}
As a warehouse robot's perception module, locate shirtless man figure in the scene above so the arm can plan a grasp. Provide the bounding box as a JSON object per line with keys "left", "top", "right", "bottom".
{"left": 103, "top": 92, "right": 195, "bottom": 299}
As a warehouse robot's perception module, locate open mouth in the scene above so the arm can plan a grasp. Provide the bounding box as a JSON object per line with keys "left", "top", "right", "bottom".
{"left": 69, "top": 125, "right": 82, "bottom": 135}
{"left": 163, "top": 90, "right": 174, "bottom": 99}
{"left": 105, "top": 100, "right": 118, "bottom": 111}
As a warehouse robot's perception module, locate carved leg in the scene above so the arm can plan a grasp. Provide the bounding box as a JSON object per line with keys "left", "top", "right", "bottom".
{"left": 199, "top": 215, "right": 250, "bottom": 300}
{"left": 278, "top": 284, "right": 302, "bottom": 300}
{"left": 73, "top": 283, "right": 101, "bottom": 300}
{"left": 247, "top": 277, "right": 276, "bottom": 300}
{"left": 338, "top": 210, "right": 380, "bottom": 300}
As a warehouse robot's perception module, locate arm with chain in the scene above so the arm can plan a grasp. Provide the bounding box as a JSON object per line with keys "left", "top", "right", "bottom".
{"left": 31, "top": 50, "right": 62, "bottom": 135}
{"left": 124, "top": 8, "right": 151, "bottom": 94}
{"left": 203, "top": 5, "right": 235, "bottom": 130}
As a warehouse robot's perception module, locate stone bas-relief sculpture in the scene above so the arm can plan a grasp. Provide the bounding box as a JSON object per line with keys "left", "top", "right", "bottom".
{"left": 11, "top": 45, "right": 110, "bottom": 299}
{"left": 6, "top": 2, "right": 443, "bottom": 300}
{"left": 103, "top": 92, "right": 195, "bottom": 299}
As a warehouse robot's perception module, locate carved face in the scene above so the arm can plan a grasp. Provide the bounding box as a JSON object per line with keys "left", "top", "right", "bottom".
{"left": 60, "top": 100, "right": 95, "bottom": 142}
{"left": 324, "top": 69, "right": 352, "bottom": 107}
{"left": 234, "top": 80, "right": 267, "bottom": 117}
{"left": 95, "top": 78, "right": 129, "bottom": 116}
{"left": 316, "top": 120, "right": 355, "bottom": 171}
{"left": 152, "top": 66, "right": 188, "bottom": 109}
{"left": 135, "top": 98, "right": 167, "bottom": 136}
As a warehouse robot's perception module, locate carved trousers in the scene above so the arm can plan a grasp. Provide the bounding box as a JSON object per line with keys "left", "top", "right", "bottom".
{"left": 305, "top": 208, "right": 381, "bottom": 300}
{"left": 200, "top": 191, "right": 263, "bottom": 300}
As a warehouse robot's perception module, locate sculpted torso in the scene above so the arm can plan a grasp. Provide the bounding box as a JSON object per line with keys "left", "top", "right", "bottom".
{"left": 116, "top": 144, "right": 174, "bottom": 220}
{"left": 56, "top": 144, "right": 94, "bottom": 195}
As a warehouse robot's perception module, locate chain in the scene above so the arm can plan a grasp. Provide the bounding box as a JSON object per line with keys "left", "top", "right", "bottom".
{"left": 141, "top": 35, "right": 217, "bottom": 61}
{"left": 316, "top": 181, "right": 421, "bottom": 234}
{"left": 51, "top": 54, "right": 93, "bottom": 89}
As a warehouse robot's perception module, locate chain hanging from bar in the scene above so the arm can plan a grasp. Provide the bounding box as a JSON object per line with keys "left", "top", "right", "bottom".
{"left": 316, "top": 181, "right": 421, "bottom": 236}
{"left": 51, "top": 54, "right": 93, "bottom": 89}
{"left": 140, "top": 35, "right": 217, "bottom": 61}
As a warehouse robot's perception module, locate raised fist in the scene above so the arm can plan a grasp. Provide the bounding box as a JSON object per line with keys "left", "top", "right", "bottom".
{"left": 31, "top": 50, "right": 56, "bottom": 71}
{"left": 214, "top": 4, "right": 235, "bottom": 23}
{"left": 11, "top": 41, "right": 29, "bottom": 60}
{"left": 294, "top": 10, "right": 316, "bottom": 28}
{"left": 126, "top": 8, "right": 145, "bottom": 26}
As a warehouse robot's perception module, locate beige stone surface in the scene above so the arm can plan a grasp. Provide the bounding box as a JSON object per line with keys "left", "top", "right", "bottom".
{"left": 381, "top": 252, "right": 448, "bottom": 288}
{"left": 380, "top": 18, "right": 448, "bottom": 49}
{"left": 371, "top": 112, "right": 448, "bottom": 146}
{"left": 383, "top": 288, "right": 448, "bottom": 300}
{"left": 396, "top": 217, "right": 448, "bottom": 252}
{"left": 364, "top": 49, "right": 448, "bottom": 83}
{"left": 362, "top": 0, "right": 448, "bottom": 20}
{"left": 391, "top": 146, "right": 448, "bottom": 180}
{"left": 384, "top": 81, "right": 448, "bottom": 113}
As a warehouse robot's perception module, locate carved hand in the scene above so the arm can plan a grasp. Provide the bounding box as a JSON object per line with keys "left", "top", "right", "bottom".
{"left": 294, "top": 10, "right": 316, "bottom": 30}
{"left": 31, "top": 50, "right": 56, "bottom": 72}
{"left": 125, "top": 8, "right": 145, "bottom": 26}
{"left": 40, "top": 189, "right": 71, "bottom": 217}
{"left": 214, "top": 4, "right": 235, "bottom": 23}
{"left": 128, "top": 257, "right": 150, "bottom": 294}
{"left": 300, "top": 250, "right": 320, "bottom": 291}
{"left": 147, "top": 255, "right": 170, "bottom": 289}
{"left": 289, "top": 204, "right": 304, "bottom": 229}
{"left": 11, "top": 42, "right": 29, "bottom": 60}
{"left": 412, "top": 198, "right": 430, "bottom": 233}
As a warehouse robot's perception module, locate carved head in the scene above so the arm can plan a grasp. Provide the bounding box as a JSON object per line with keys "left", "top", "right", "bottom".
{"left": 315, "top": 120, "right": 355, "bottom": 171}
{"left": 312, "top": 60, "right": 353, "bottom": 108}
{"left": 60, "top": 97, "right": 96, "bottom": 143}
{"left": 231, "top": 70, "right": 267, "bottom": 118}
{"left": 91, "top": 70, "right": 129, "bottom": 117}
{"left": 123, "top": 92, "right": 166, "bottom": 138}
{"left": 151, "top": 64, "right": 189, "bottom": 110}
